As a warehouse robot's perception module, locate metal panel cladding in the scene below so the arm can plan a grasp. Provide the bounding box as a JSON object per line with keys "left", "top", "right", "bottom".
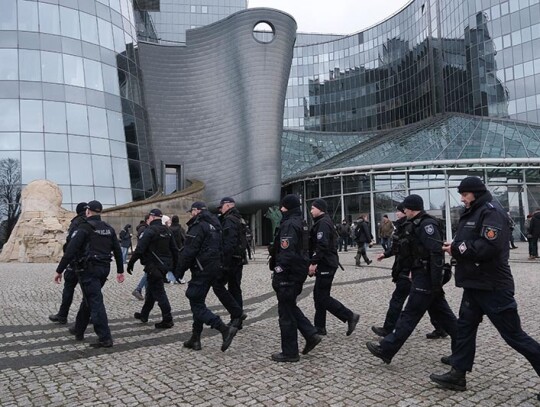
{"left": 139, "top": 8, "right": 297, "bottom": 210}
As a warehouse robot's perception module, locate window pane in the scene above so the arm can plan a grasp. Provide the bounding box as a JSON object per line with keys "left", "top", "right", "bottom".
{"left": 0, "top": 99, "right": 20, "bottom": 131}
{"left": 41, "top": 51, "right": 63, "bottom": 83}
{"left": 43, "top": 101, "right": 67, "bottom": 133}
{"left": 88, "top": 106, "right": 108, "bottom": 138}
{"left": 80, "top": 12, "right": 98, "bottom": 44}
{"left": 102, "top": 64, "right": 119, "bottom": 95}
{"left": 46, "top": 152, "right": 71, "bottom": 184}
{"left": 60, "top": 7, "right": 80, "bottom": 39}
{"left": 39, "top": 3, "right": 60, "bottom": 35}
{"left": 69, "top": 153, "right": 92, "bottom": 185}
{"left": 0, "top": 0, "right": 17, "bottom": 30}
{"left": 0, "top": 133, "right": 20, "bottom": 150}
{"left": 66, "top": 103, "right": 89, "bottom": 135}
{"left": 45, "top": 133, "right": 68, "bottom": 151}
{"left": 107, "top": 110, "right": 124, "bottom": 140}
{"left": 112, "top": 157, "right": 130, "bottom": 187}
{"left": 110, "top": 140, "right": 126, "bottom": 158}
{"left": 68, "top": 134, "right": 90, "bottom": 153}
{"left": 93, "top": 155, "right": 113, "bottom": 186}
{"left": 17, "top": 0, "right": 38, "bottom": 32}
{"left": 112, "top": 25, "right": 125, "bottom": 53}
{"left": 63, "top": 54, "right": 85, "bottom": 87}
{"left": 20, "top": 100, "right": 43, "bottom": 132}
{"left": 0, "top": 49, "right": 18, "bottom": 80}
{"left": 21, "top": 133, "right": 44, "bottom": 150}
{"left": 110, "top": 0, "right": 121, "bottom": 14}
{"left": 91, "top": 137, "right": 110, "bottom": 155}
{"left": 84, "top": 59, "right": 103, "bottom": 91}
{"left": 97, "top": 19, "right": 114, "bottom": 50}
{"left": 21, "top": 151, "right": 45, "bottom": 183}
{"left": 19, "top": 50, "right": 41, "bottom": 81}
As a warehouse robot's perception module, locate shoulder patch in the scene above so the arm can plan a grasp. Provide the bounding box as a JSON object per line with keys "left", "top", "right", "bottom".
{"left": 280, "top": 238, "right": 290, "bottom": 249}
{"left": 483, "top": 226, "right": 499, "bottom": 241}
{"left": 458, "top": 241, "right": 467, "bottom": 254}
{"left": 316, "top": 232, "right": 323, "bottom": 240}
{"left": 424, "top": 224, "right": 435, "bottom": 235}
{"left": 71, "top": 230, "right": 78, "bottom": 238}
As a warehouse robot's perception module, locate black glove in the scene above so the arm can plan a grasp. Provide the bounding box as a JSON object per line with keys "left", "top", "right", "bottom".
{"left": 126, "top": 259, "right": 135, "bottom": 275}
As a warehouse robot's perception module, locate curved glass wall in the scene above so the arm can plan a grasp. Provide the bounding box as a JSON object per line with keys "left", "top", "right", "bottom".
{"left": 284, "top": 0, "right": 540, "bottom": 131}
{"left": 0, "top": 0, "right": 155, "bottom": 211}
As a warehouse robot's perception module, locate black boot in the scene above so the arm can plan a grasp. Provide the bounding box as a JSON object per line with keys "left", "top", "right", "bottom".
{"left": 217, "top": 323, "right": 238, "bottom": 352}
{"left": 346, "top": 313, "right": 360, "bottom": 336}
{"left": 430, "top": 368, "right": 467, "bottom": 391}
{"left": 426, "top": 329, "right": 448, "bottom": 339}
{"left": 229, "top": 313, "right": 247, "bottom": 330}
{"left": 155, "top": 320, "right": 174, "bottom": 329}
{"left": 49, "top": 314, "right": 68, "bottom": 324}
{"left": 183, "top": 332, "right": 202, "bottom": 351}
{"left": 371, "top": 326, "right": 389, "bottom": 337}
{"left": 302, "top": 334, "right": 322, "bottom": 355}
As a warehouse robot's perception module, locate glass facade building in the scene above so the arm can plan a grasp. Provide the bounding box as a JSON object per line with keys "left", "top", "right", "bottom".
{"left": 0, "top": 0, "right": 156, "bottom": 211}
{"left": 281, "top": 0, "right": 540, "bottom": 240}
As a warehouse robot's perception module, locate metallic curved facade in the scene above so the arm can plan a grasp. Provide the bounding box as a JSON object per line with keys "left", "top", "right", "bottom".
{"left": 139, "top": 8, "right": 297, "bottom": 210}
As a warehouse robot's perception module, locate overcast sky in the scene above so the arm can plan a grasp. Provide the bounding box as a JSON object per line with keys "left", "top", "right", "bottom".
{"left": 247, "top": 0, "right": 411, "bottom": 35}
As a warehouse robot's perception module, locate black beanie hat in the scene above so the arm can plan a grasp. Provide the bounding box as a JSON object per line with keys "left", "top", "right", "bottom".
{"left": 280, "top": 194, "right": 301, "bottom": 210}
{"left": 75, "top": 202, "right": 87, "bottom": 215}
{"left": 457, "top": 176, "right": 487, "bottom": 194}
{"left": 396, "top": 202, "right": 405, "bottom": 213}
{"left": 402, "top": 194, "right": 424, "bottom": 211}
{"left": 311, "top": 198, "right": 328, "bottom": 212}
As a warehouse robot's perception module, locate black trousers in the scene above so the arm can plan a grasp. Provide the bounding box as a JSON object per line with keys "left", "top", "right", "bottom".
{"left": 187, "top": 276, "right": 223, "bottom": 334}
{"left": 140, "top": 265, "right": 172, "bottom": 322}
{"left": 451, "top": 288, "right": 540, "bottom": 375}
{"left": 379, "top": 273, "right": 457, "bottom": 359}
{"left": 57, "top": 266, "right": 79, "bottom": 319}
{"left": 383, "top": 276, "right": 446, "bottom": 333}
{"left": 313, "top": 266, "right": 353, "bottom": 330}
{"left": 224, "top": 264, "right": 244, "bottom": 309}
{"left": 272, "top": 275, "right": 317, "bottom": 357}
{"left": 212, "top": 268, "right": 243, "bottom": 319}
{"left": 74, "top": 264, "right": 112, "bottom": 342}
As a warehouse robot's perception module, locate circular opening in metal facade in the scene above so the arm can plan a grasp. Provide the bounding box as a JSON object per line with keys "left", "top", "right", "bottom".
{"left": 253, "top": 21, "right": 275, "bottom": 43}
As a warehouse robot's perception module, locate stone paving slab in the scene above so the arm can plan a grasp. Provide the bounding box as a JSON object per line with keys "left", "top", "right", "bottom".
{"left": 0, "top": 245, "right": 539, "bottom": 406}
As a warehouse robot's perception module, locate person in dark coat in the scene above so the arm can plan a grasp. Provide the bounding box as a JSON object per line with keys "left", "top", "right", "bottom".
{"left": 366, "top": 194, "right": 457, "bottom": 364}
{"left": 430, "top": 177, "right": 540, "bottom": 396}
{"left": 309, "top": 198, "right": 360, "bottom": 336}
{"left": 169, "top": 215, "right": 186, "bottom": 284}
{"left": 119, "top": 224, "right": 132, "bottom": 264}
{"left": 354, "top": 214, "right": 373, "bottom": 266}
{"left": 529, "top": 208, "right": 540, "bottom": 258}
{"left": 175, "top": 201, "right": 238, "bottom": 352}
{"left": 49, "top": 201, "right": 87, "bottom": 324}
{"left": 127, "top": 208, "right": 178, "bottom": 329}
{"left": 270, "top": 194, "right": 322, "bottom": 362}
{"left": 55, "top": 200, "right": 125, "bottom": 348}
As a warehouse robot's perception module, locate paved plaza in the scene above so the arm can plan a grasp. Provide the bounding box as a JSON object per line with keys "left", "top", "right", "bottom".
{"left": 1, "top": 245, "right": 540, "bottom": 406}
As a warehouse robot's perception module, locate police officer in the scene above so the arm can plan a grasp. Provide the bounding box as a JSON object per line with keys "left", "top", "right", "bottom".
{"left": 216, "top": 196, "right": 247, "bottom": 328}
{"left": 270, "top": 194, "right": 321, "bottom": 362}
{"left": 176, "top": 201, "right": 238, "bottom": 352}
{"left": 430, "top": 177, "right": 540, "bottom": 395}
{"left": 49, "top": 201, "right": 87, "bottom": 324}
{"left": 55, "top": 200, "right": 125, "bottom": 348}
{"left": 127, "top": 208, "right": 177, "bottom": 329}
{"left": 366, "top": 194, "right": 457, "bottom": 364}
{"left": 372, "top": 204, "right": 448, "bottom": 339}
{"left": 308, "top": 198, "right": 360, "bottom": 336}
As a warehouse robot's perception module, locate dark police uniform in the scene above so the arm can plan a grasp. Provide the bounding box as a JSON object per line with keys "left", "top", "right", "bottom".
{"left": 310, "top": 212, "right": 357, "bottom": 335}
{"left": 56, "top": 214, "right": 123, "bottom": 345}
{"left": 128, "top": 219, "right": 178, "bottom": 326}
{"left": 374, "top": 211, "right": 457, "bottom": 362}
{"left": 219, "top": 206, "right": 245, "bottom": 310}
{"left": 50, "top": 210, "right": 86, "bottom": 323}
{"left": 375, "top": 215, "right": 447, "bottom": 337}
{"left": 272, "top": 206, "right": 319, "bottom": 359}
{"left": 176, "top": 208, "right": 237, "bottom": 351}
{"left": 447, "top": 191, "right": 540, "bottom": 375}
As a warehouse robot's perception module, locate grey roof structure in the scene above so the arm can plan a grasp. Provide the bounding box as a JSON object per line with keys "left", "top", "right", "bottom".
{"left": 282, "top": 113, "right": 540, "bottom": 181}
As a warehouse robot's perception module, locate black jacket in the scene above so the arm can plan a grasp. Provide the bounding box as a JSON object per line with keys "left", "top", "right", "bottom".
{"left": 450, "top": 191, "right": 514, "bottom": 291}
{"left": 220, "top": 207, "right": 244, "bottom": 269}
{"left": 176, "top": 210, "right": 222, "bottom": 280}
{"left": 169, "top": 222, "right": 186, "bottom": 250}
{"left": 309, "top": 213, "right": 339, "bottom": 269}
{"left": 383, "top": 216, "right": 411, "bottom": 281}
{"left": 119, "top": 226, "right": 132, "bottom": 248}
{"left": 57, "top": 215, "right": 123, "bottom": 274}
{"left": 273, "top": 207, "right": 308, "bottom": 283}
{"left": 63, "top": 214, "right": 86, "bottom": 253}
{"left": 129, "top": 219, "right": 178, "bottom": 272}
{"left": 354, "top": 219, "right": 372, "bottom": 243}
{"left": 529, "top": 212, "right": 540, "bottom": 238}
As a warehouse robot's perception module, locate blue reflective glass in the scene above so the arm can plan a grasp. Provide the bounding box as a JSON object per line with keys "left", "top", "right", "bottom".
{"left": 46, "top": 152, "right": 71, "bottom": 184}
{"left": 66, "top": 103, "right": 89, "bottom": 135}
{"left": 39, "top": 3, "right": 61, "bottom": 35}
{"left": 43, "top": 101, "right": 67, "bottom": 133}
{"left": 0, "top": 49, "right": 18, "bottom": 80}
{"left": 0, "top": 99, "right": 20, "bottom": 131}
{"left": 0, "top": 0, "right": 16, "bottom": 30}
{"left": 80, "top": 12, "right": 99, "bottom": 45}
{"left": 63, "top": 54, "right": 85, "bottom": 87}
{"left": 60, "top": 7, "right": 81, "bottom": 39}
{"left": 41, "top": 51, "right": 64, "bottom": 84}
{"left": 17, "top": 0, "right": 38, "bottom": 31}
{"left": 20, "top": 100, "right": 43, "bottom": 132}
{"left": 19, "top": 50, "right": 41, "bottom": 81}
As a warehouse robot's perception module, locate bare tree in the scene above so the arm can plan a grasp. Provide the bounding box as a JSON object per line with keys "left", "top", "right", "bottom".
{"left": 0, "top": 158, "right": 21, "bottom": 246}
